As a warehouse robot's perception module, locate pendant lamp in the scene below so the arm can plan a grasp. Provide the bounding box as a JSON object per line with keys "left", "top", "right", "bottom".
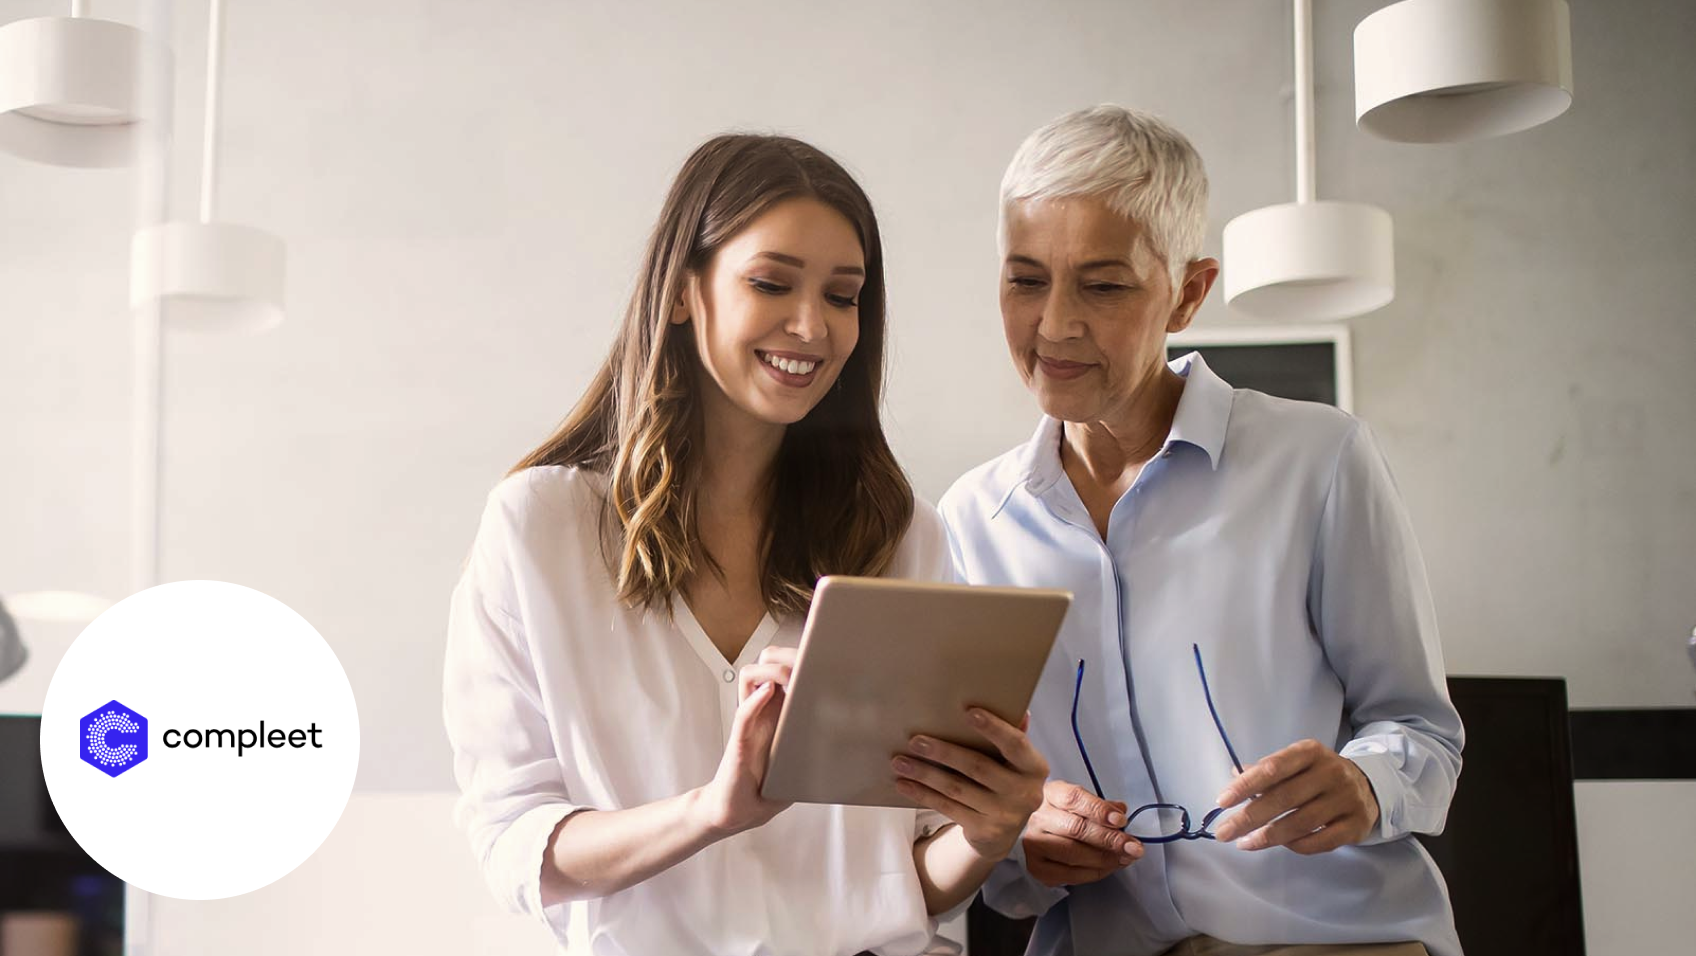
{"left": 0, "top": 1, "right": 171, "bottom": 167}
{"left": 0, "top": 591, "right": 113, "bottom": 685}
{"left": 1356, "top": 0, "right": 1573, "bottom": 143}
{"left": 1223, "top": 0, "right": 1394, "bottom": 322}
{"left": 130, "top": 0, "right": 285, "bottom": 333}
{"left": 2, "top": 590, "right": 113, "bottom": 623}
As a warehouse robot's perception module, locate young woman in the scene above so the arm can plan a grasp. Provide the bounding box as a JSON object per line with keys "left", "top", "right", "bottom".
{"left": 443, "top": 134, "right": 1047, "bottom": 955}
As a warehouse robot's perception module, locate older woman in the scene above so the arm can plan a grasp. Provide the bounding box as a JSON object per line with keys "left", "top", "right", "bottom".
{"left": 940, "top": 106, "right": 1463, "bottom": 956}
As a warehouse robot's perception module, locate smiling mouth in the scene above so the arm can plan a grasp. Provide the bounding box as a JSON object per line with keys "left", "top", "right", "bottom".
{"left": 1036, "top": 354, "right": 1095, "bottom": 379}
{"left": 756, "top": 349, "right": 823, "bottom": 387}
{"left": 758, "top": 351, "right": 820, "bottom": 375}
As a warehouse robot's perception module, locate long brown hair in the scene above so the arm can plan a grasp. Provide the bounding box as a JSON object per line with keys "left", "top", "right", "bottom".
{"left": 513, "top": 134, "right": 914, "bottom": 617}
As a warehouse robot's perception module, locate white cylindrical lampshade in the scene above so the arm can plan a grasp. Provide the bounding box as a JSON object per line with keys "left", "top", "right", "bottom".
{"left": 0, "top": 16, "right": 170, "bottom": 168}
{"left": 131, "top": 221, "right": 287, "bottom": 333}
{"left": 1355, "top": 0, "right": 1573, "bottom": 143}
{"left": 4, "top": 591, "right": 112, "bottom": 624}
{"left": 1222, "top": 201, "right": 1394, "bottom": 322}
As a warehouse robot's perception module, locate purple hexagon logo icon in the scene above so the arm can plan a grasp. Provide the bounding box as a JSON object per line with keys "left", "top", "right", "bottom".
{"left": 81, "top": 700, "right": 147, "bottom": 777}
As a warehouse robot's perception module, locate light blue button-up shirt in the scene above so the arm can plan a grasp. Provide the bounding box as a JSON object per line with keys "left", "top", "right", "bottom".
{"left": 940, "top": 354, "right": 1464, "bottom": 956}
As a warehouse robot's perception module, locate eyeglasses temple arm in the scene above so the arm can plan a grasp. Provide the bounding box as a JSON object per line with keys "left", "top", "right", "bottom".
{"left": 1071, "top": 659, "right": 1107, "bottom": 799}
{"left": 1193, "top": 643, "right": 1245, "bottom": 775}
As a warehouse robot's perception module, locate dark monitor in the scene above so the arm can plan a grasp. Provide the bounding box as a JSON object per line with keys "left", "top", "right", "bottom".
{"left": 1420, "top": 677, "right": 1585, "bottom": 956}
{"left": 0, "top": 714, "right": 125, "bottom": 956}
{"left": 1166, "top": 341, "right": 1340, "bottom": 407}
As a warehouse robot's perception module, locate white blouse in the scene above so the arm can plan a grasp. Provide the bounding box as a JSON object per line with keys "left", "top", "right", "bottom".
{"left": 443, "top": 465, "right": 959, "bottom": 956}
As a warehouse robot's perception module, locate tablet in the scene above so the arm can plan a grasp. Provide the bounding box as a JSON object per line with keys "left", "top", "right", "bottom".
{"left": 760, "top": 575, "right": 1071, "bottom": 808}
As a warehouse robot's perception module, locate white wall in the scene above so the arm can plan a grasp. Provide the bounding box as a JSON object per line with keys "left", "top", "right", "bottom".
{"left": 3, "top": 0, "right": 1693, "bottom": 953}
{"left": 1573, "top": 781, "right": 1696, "bottom": 955}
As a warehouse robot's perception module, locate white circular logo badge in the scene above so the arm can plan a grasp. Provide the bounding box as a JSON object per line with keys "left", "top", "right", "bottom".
{"left": 39, "top": 581, "right": 360, "bottom": 899}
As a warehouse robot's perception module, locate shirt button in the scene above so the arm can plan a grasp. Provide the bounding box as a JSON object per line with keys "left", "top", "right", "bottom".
{"left": 723, "top": 669, "right": 735, "bottom": 683}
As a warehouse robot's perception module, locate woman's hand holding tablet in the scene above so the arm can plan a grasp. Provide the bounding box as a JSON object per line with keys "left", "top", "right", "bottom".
{"left": 892, "top": 707, "right": 1049, "bottom": 859}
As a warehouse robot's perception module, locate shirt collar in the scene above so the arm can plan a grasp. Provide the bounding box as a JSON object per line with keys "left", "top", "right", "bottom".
{"left": 1165, "top": 351, "right": 1232, "bottom": 469}
{"left": 991, "top": 351, "right": 1233, "bottom": 519}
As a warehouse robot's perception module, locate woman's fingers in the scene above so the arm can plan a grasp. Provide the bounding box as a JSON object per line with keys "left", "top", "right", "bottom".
{"left": 965, "top": 707, "right": 1048, "bottom": 776}
{"left": 1025, "top": 852, "right": 1124, "bottom": 888}
{"left": 729, "top": 682, "right": 773, "bottom": 732}
{"left": 1237, "top": 792, "right": 1339, "bottom": 851}
{"left": 891, "top": 753, "right": 996, "bottom": 815}
{"left": 1212, "top": 767, "right": 1328, "bottom": 843}
{"left": 1285, "top": 819, "right": 1361, "bottom": 856}
{"left": 736, "top": 661, "right": 794, "bottom": 702}
{"left": 1031, "top": 797, "right": 1135, "bottom": 859}
{"left": 905, "top": 734, "right": 1016, "bottom": 792}
{"left": 894, "top": 776, "right": 982, "bottom": 828}
{"left": 893, "top": 708, "right": 1046, "bottom": 795}
{"left": 1024, "top": 823, "right": 1139, "bottom": 874}
{"left": 1023, "top": 783, "right": 1144, "bottom": 885}
{"left": 1216, "top": 739, "right": 1324, "bottom": 810}
{"left": 1213, "top": 741, "right": 1380, "bottom": 855}
{"left": 728, "top": 682, "right": 778, "bottom": 765}
{"left": 701, "top": 682, "right": 793, "bottom": 835}
{"left": 1046, "top": 780, "right": 1129, "bottom": 831}
{"left": 736, "top": 646, "right": 798, "bottom": 701}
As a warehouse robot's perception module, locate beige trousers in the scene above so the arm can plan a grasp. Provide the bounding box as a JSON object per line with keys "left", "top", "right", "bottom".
{"left": 1159, "top": 939, "right": 1430, "bottom": 956}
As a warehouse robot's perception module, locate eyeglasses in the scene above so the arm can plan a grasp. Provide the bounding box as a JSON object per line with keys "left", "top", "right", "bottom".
{"left": 1070, "top": 643, "right": 1243, "bottom": 843}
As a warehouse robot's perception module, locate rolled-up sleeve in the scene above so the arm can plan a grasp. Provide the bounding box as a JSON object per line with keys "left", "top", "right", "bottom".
{"left": 981, "top": 840, "right": 1069, "bottom": 919}
{"left": 1310, "top": 421, "right": 1465, "bottom": 844}
{"left": 443, "top": 490, "right": 582, "bottom": 938}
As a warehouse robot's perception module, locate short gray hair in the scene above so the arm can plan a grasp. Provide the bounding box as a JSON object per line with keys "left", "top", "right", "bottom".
{"left": 999, "top": 105, "right": 1209, "bottom": 285}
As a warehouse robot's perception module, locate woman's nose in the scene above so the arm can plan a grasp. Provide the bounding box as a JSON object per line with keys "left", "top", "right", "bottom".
{"left": 1036, "top": 293, "right": 1083, "bottom": 340}
{"left": 787, "top": 298, "right": 827, "bottom": 342}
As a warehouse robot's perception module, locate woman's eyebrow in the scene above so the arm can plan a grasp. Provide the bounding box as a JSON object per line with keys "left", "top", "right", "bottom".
{"left": 753, "top": 251, "right": 864, "bottom": 276}
{"left": 1075, "top": 258, "right": 1135, "bottom": 271}
{"left": 1005, "top": 253, "right": 1135, "bottom": 272}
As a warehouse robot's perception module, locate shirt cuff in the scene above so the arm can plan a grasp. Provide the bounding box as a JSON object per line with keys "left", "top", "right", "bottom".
{"left": 981, "top": 838, "right": 1069, "bottom": 919}
{"left": 915, "top": 809, "right": 952, "bottom": 841}
{"left": 492, "top": 802, "right": 584, "bottom": 940}
{"left": 1342, "top": 747, "right": 1405, "bottom": 846}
